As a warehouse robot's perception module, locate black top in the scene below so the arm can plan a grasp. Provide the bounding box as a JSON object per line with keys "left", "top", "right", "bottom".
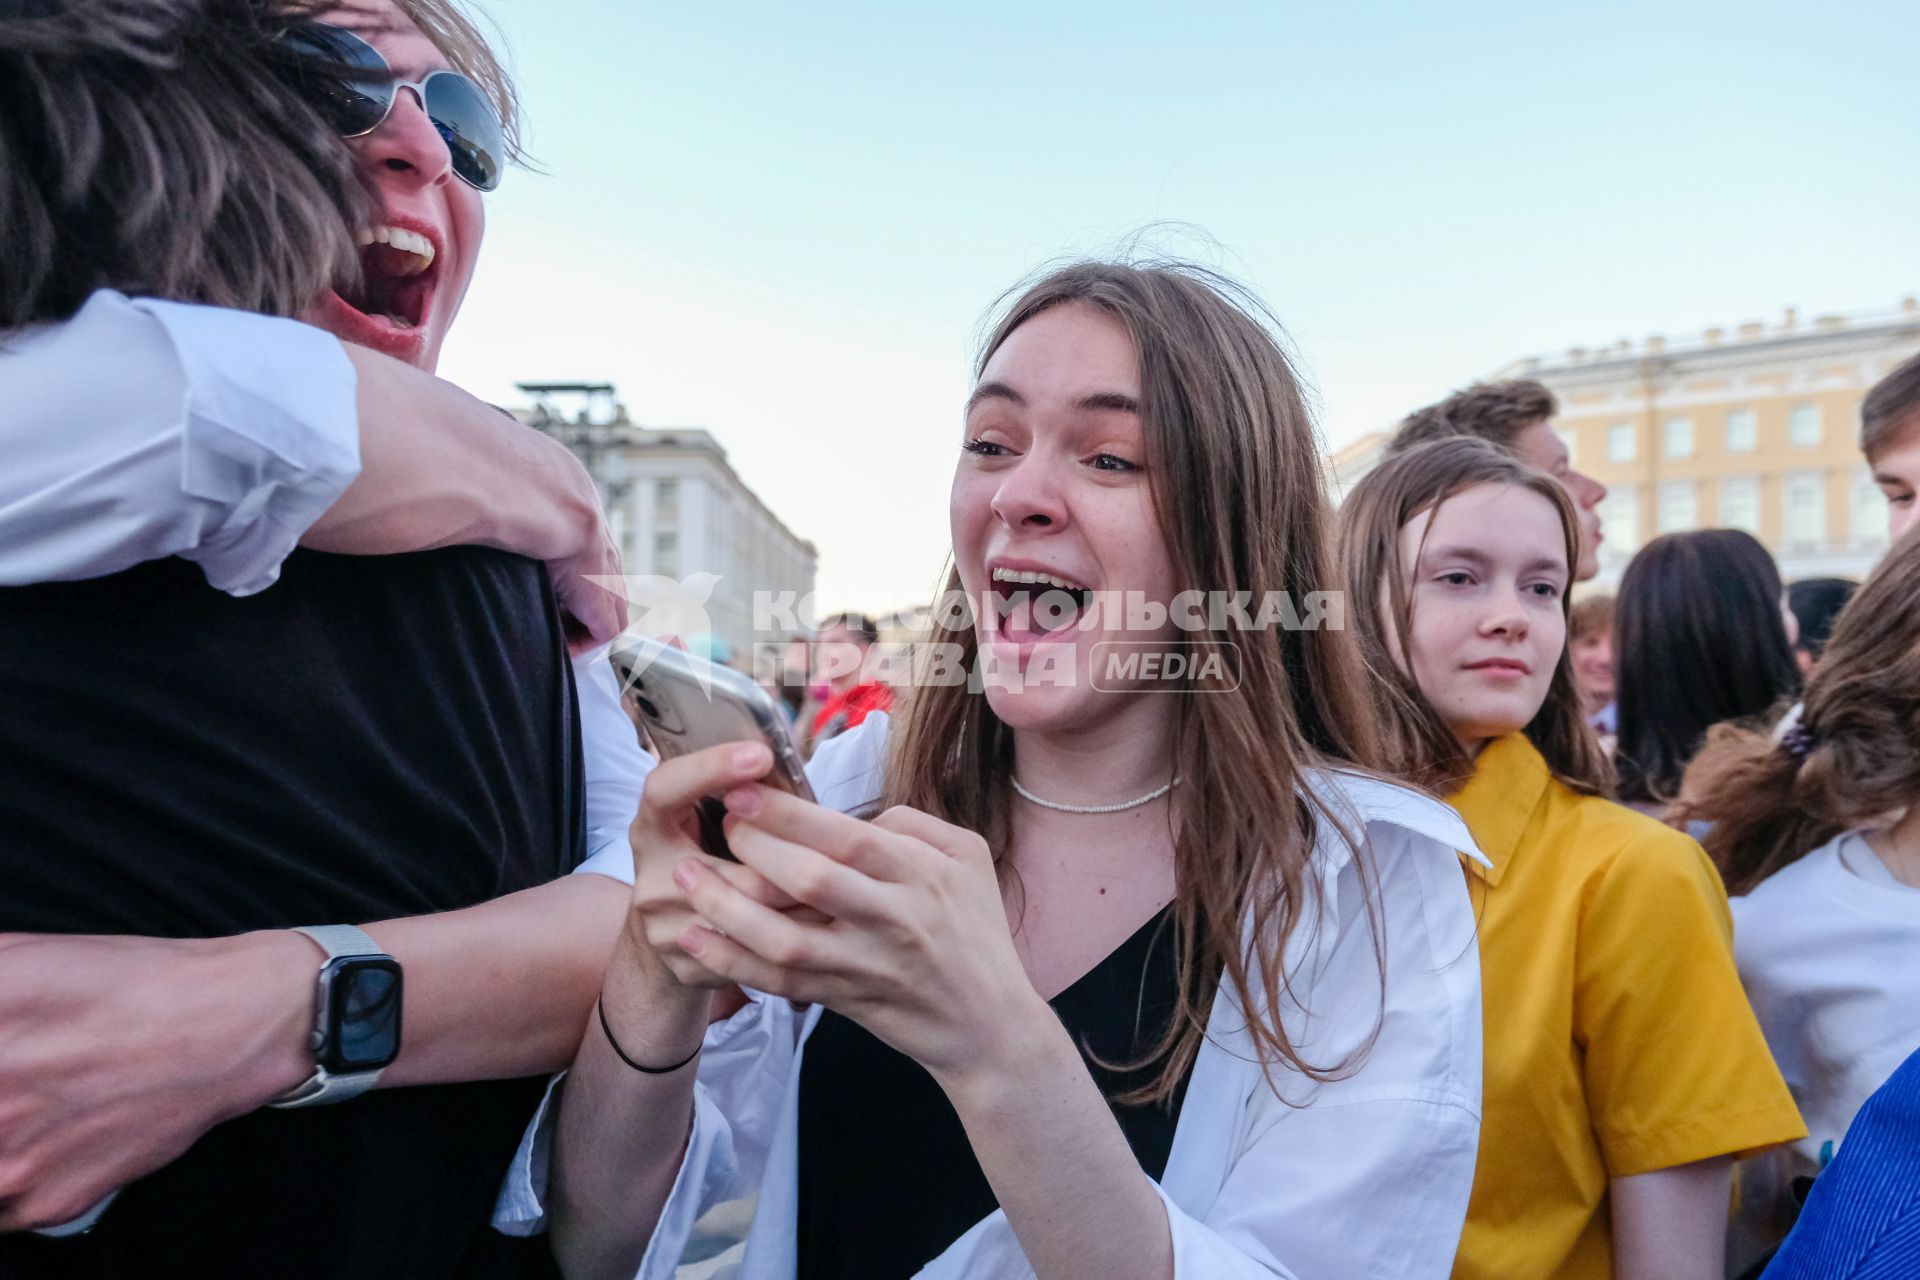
{"left": 0, "top": 548, "right": 584, "bottom": 1280}
{"left": 796, "top": 906, "right": 1192, "bottom": 1279}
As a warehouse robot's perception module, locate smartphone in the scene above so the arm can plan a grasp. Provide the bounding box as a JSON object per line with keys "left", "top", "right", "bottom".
{"left": 618, "top": 640, "right": 814, "bottom": 858}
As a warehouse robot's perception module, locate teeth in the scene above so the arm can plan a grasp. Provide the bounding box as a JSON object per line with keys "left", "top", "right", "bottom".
{"left": 352, "top": 224, "right": 436, "bottom": 276}
{"left": 991, "top": 567, "right": 1088, "bottom": 592}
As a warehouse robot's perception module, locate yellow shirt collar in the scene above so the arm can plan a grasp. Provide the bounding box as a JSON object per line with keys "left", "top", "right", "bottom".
{"left": 1446, "top": 732, "right": 1553, "bottom": 887}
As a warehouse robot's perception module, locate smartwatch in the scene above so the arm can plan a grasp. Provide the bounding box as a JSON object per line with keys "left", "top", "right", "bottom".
{"left": 270, "top": 925, "right": 403, "bottom": 1108}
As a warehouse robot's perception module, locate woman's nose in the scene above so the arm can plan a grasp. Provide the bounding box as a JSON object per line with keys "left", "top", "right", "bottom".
{"left": 990, "top": 456, "right": 1068, "bottom": 530}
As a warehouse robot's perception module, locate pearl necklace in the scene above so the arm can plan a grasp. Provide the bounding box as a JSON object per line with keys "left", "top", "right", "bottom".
{"left": 1010, "top": 775, "right": 1180, "bottom": 815}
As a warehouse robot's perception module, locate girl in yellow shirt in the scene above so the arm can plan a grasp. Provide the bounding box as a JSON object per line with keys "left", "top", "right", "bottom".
{"left": 1337, "top": 437, "right": 1804, "bottom": 1280}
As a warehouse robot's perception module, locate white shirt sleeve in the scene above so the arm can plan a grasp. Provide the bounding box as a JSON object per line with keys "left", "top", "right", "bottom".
{"left": 0, "top": 289, "right": 360, "bottom": 596}
{"left": 571, "top": 648, "right": 654, "bottom": 882}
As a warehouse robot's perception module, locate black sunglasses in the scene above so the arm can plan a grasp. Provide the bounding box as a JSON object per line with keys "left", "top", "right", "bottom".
{"left": 281, "top": 21, "right": 504, "bottom": 192}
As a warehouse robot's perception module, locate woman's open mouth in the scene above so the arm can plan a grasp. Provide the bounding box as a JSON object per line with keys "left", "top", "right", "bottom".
{"left": 988, "top": 566, "right": 1095, "bottom": 645}
{"left": 317, "top": 221, "right": 441, "bottom": 362}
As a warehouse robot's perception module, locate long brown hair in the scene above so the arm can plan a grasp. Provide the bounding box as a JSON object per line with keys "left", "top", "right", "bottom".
{"left": 1673, "top": 528, "right": 1920, "bottom": 894}
{"left": 884, "top": 259, "right": 1381, "bottom": 1104}
{"left": 1335, "top": 436, "right": 1613, "bottom": 796}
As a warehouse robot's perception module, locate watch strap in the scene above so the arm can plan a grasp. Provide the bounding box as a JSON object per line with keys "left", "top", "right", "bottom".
{"left": 269, "top": 924, "right": 391, "bottom": 1109}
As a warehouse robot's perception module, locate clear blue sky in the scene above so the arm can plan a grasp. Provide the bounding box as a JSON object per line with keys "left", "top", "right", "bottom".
{"left": 439, "top": 0, "right": 1919, "bottom": 612}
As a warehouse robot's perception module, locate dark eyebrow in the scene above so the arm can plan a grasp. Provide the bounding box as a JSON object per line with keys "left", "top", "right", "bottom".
{"left": 965, "top": 382, "right": 1024, "bottom": 414}
{"left": 1872, "top": 470, "right": 1910, "bottom": 488}
{"left": 963, "top": 384, "right": 1140, "bottom": 416}
{"left": 1078, "top": 391, "right": 1140, "bottom": 414}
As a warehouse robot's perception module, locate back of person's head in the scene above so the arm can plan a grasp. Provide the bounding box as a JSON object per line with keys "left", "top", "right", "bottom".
{"left": 1336, "top": 435, "right": 1611, "bottom": 796}
{"left": 1614, "top": 529, "right": 1801, "bottom": 805}
{"left": 1569, "top": 593, "right": 1615, "bottom": 645}
{"left": 1388, "top": 379, "right": 1558, "bottom": 456}
{"left": 818, "top": 613, "right": 880, "bottom": 648}
{"left": 1861, "top": 351, "right": 1920, "bottom": 463}
{"left": 0, "top": 0, "right": 374, "bottom": 327}
{"left": 1675, "top": 530, "right": 1920, "bottom": 893}
{"left": 1787, "top": 577, "right": 1858, "bottom": 666}
{"left": 889, "top": 256, "right": 1379, "bottom": 1103}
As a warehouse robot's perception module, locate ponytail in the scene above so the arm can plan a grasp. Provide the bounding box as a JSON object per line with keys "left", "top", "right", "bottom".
{"left": 1673, "top": 711, "right": 1843, "bottom": 895}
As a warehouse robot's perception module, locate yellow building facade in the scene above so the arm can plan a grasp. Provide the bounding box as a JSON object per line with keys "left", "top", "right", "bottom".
{"left": 1501, "top": 299, "right": 1920, "bottom": 584}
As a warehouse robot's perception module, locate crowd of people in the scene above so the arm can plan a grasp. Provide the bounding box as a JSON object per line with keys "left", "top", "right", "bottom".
{"left": 0, "top": 1, "right": 1915, "bottom": 1279}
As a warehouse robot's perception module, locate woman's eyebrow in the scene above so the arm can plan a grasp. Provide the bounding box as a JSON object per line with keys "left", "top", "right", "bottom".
{"left": 1521, "top": 556, "right": 1570, "bottom": 578}
{"left": 1078, "top": 391, "right": 1139, "bottom": 414}
{"left": 964, "top": 381, "right": 1023, "bottom": 414}
{"left": 1421, "top": 545, "right": 1493, "bottom": 569}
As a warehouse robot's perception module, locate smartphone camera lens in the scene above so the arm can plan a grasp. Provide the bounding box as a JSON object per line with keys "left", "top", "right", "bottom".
{"left": 634, "top": 694, "right": 661, "bottom": 721}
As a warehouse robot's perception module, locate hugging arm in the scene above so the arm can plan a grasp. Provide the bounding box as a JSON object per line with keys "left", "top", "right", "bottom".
{"left": 0, "top": 290, "right": 623, "bottom": 643}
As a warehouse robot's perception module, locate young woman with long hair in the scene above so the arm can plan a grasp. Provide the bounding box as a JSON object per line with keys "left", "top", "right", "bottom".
{"left": 499, "top": 261, "right": 1490, "bottom": 1278}
{"left": 1612, "top": 529, "right": 1803, "bottom": 812}
{"left": 1672, "top": 530, "right": 1920, "bottom": 1264}
{"left": 1335, "top": 437, "right": 1802, "bottom": 1280}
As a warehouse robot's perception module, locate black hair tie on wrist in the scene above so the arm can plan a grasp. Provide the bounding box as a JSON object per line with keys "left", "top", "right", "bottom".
{"left": 596, "top": 1000, "right": 702, "bottom": 1074}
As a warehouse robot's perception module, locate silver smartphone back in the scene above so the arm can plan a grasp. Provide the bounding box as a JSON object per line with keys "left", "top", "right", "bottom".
{"left": 618, "top": 640, "right": 815, "bottom": 805}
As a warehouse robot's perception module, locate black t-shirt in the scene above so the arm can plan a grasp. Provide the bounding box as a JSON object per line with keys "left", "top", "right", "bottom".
{"left": 795, "top": 906, "right": 1192, "bottom": 1279}
{"left": 0, "top": 548, "right": 584, "bottom": 1279}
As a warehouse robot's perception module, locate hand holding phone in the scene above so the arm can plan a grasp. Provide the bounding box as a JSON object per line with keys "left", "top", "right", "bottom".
{"left": 616, "top": 641, "right": 813, "bottom": 859}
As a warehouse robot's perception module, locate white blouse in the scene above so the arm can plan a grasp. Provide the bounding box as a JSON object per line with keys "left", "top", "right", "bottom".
{"left": 1730, "top": 829, "right": 1920, "bottom": 1239}
{"left": 499, "top": 714, "right": 1488, "bottom": 1279}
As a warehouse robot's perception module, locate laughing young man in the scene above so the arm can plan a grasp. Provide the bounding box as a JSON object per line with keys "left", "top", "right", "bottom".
{"left": 0, "top": 2, "right": 657, "bottom": 1276}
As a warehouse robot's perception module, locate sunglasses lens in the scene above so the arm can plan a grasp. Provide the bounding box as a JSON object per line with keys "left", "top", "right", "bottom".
{"left": 284, "top": 23, "right": 393, "bottom": 136}
{"left": 424, "top": 72, "right": 505, "bottom": 192}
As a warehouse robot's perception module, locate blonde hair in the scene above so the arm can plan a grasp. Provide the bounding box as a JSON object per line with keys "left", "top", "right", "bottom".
{"left": 390, "top": 0, "right": 523, "bottom": 161}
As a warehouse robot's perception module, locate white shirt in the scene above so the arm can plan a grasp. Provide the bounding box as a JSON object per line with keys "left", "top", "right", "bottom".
{"left": 498, "top": 714, "right": 1489, "bottom": 1279}
{"left": 0, "top": 290, "right": 651, "bottom": 875}
{"left": 1731, "top": 829, "right": 1920, "bottom": 1232}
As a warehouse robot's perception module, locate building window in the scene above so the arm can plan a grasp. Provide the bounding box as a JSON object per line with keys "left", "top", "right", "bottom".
{"left": 1603, "top": 485, "right": 1638, "bottom": 551}
{"left": 1658, "top": 480, "right": 1698, "bottom": 533}
{"left": 655, "top": 478, "right": 680, "bottom": 523}
{"left": 1719, "top": 477, "right": 1761, "bottom": 535}
{"left": 1725, "top": 409, "right": 1757, "bottom": 453}
{"left": 1607, "top": 422, "right": 1637, "bottom": 463}
{"left": 1663, "top": 417, "right": 1694, "bottom": 459}
{"left": 653, "top": 530, "right": 680, "bottom": 578}
{"left": 1789, "top": 404, "right": 1823, "bottom": 448}
{"left": 1784, "top": 471, "right": 1826, "bottom": 546}
{"left": 1852, "top": 468, "right": 1888, "bottom": 545}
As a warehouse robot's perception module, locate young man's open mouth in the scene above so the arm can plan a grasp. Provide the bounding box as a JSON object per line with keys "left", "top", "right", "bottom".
{"left": 316, "top": 214, "right": 442, "bottom": 363}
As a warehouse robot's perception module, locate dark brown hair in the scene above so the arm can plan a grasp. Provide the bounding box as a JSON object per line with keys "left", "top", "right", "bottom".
{"left": 885, "top": 259, "right": 1380, "bottom": 1104}
{"left": 1336, "top": 436, "right": 1613, "bottom": 797}
{"left": 1613, "top": 530, "right": 1801, "bottom": 807}
{"left": 1862, "top": 351, "right": 1920, "bottom": 461}
{"left": 1388, "top": 379, "right": 1559, "bottom": 456}
{"left": 1673, "top": 529, "right": 1920, "bottom": 893}
{"left": 0, "top": 0, "right": 375, "bottom": 327}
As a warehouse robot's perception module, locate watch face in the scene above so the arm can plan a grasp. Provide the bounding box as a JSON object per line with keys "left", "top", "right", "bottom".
{"left": 321, "top": 957, "right": 403, "bottom": 1072}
